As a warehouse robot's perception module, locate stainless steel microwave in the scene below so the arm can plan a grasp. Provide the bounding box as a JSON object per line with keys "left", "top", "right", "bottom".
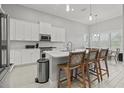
{"left": 40, "top": 34, "right": 51, "bottom": 41}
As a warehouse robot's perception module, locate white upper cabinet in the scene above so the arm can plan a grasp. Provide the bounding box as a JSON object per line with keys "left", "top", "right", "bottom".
{"left": 31, "top": 23, "right": 39, "bottom": 41}
{"left": 24, "top": 22, "right": 32, "bottom": 41}
{"left": 51, "top": 27, "right": 59, "bottom": 42}
{"left": 51, "top": 26, "right": 66, "bottom": 42}
{"left": 10, "top": 18, "right": 40, "bottom": 41}
{"left": 10, "top": 19, "right": 16, "bottom": 40}
{"left": 40, "top": 22, "right": 52, "bottom": 35}
{"left": 59, "top": 28, "right": 66, "bottom": 42}
{"left": 15, "top": 20, "right": 25, "bottom": 40}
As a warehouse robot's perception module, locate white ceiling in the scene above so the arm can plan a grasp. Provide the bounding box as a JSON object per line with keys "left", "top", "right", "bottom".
{"left": 22, "top": 4, "right": 122, "bottom": 25}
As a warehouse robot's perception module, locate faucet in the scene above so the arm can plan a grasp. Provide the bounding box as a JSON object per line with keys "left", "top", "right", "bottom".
{"left": 66, "top": 41, "right": 72, "bottom": 51}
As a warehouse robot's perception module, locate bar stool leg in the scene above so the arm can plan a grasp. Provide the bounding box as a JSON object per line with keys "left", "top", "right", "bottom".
{"left": 65, "top": 69, "right": 72, "bottom": 88}
{"left": 86, "top": 64, "right": 91, "bottom": 88}
{"left": 81, "top": 64, "right": 86, "bottom": 88}
{"left": 58, "top": 68, "right": 61, "bottom": 88}
{"left": 97, "top": 60, "right": 103, "bottom": 81}
{"left": 71, "top": 70, "right": 73, "bottom": 81}
{"left": 95, "top": 62, "right": 100, "bottom": 83}
{"left": 105, "top": 59, "right": 109, "bottom": 77}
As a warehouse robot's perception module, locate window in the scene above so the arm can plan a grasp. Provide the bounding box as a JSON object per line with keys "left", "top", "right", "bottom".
{"left": 111, "top": 31, "right": 122, "bottom": 50}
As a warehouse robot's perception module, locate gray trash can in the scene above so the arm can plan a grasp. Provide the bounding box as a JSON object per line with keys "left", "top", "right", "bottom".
{"left": 35, "top": 58, "right": 49, "bottom": 83}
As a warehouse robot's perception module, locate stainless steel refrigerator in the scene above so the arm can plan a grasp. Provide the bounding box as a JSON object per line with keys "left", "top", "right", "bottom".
{"left": 0, "top": 11, "right": 10, "bottom": 80}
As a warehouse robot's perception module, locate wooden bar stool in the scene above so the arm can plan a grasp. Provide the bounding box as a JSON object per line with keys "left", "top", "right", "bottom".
{"left": 84, "top": 49, "right": 100, "bottom": 88}
{"left": 97, "top": 49, "right": 109, "bottom": 81}
{"left": 57, "top": 51, "right": 85, "bottom": 88}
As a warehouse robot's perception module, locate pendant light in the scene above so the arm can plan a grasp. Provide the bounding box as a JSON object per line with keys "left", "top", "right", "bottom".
{"left": 66, "top": 4, "right": 74, "bottom": 12}
{"left": 89, "top": 4, "right": 93, "bottom": 21}
{"left": 66, "top": 4, "right": 70, "bottom": 12}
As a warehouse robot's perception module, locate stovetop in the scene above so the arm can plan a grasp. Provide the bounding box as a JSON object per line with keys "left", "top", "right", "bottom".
{"left": 39, "top": 47, "right": 56, "bottom": 49}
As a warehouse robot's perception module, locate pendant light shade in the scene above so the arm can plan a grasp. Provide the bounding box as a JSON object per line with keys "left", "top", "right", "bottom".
{"left": 89, "top": 14, "right": 92, "bottom": 21}
{"left": 89, "top": 4, "right": 93, "bottom": 21}
{"left": 66, "top": 4, "right": 70, "bottom": 12}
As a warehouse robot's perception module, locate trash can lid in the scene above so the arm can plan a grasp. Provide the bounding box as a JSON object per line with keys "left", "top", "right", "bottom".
{"left": 37, "top": 58, "right": 49, "bottom": 63}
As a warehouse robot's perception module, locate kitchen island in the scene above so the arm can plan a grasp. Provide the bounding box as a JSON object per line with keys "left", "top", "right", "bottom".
{"left": 44, "top": 49, "right": 85, "bottom": 87}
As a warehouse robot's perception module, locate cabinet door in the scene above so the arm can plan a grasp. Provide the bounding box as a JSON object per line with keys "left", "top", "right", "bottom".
{"left": 14, "top": 50, "right": 22, "bottom": 65}
{"left": 59, "top": 28, "right": 66, "bottom": 42}
{"left": 31, "top": 23, "right": 39, "bottom": 41}
{"left": 32, "top": 49, "right": 40, "bottom": 63}
{"left": 15, "top": 20, "right": 25, "bottom": 40}
{"left": 10, "top": 50, "right": 15, "bottom": 64}
{"left": 51, "top": 27, "right": 58, "bottom": 42}
{"left": 24, "top": 22, "right": 32, "bottom": 41}
{"left": 10, "top": 19, "right": 16, "bottom": 40}
{"left": 21, "top": 50, "right": 32, "bottom": 64}
{"left": 40, "top": 22, "right": 51, "bottom": 35}
{"left": 51, "top": 27, "right": 66, "bottom": 42}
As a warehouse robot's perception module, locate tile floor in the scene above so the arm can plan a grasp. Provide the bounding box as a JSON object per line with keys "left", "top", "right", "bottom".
{"left": 0, "top": 60, "right": 124, "bottom": 88}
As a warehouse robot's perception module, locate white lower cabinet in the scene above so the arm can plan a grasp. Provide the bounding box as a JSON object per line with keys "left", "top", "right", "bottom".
{"left": 10, "top": 49, "right": 40, "bottom": 65}
{"left": 21, "top": 50, "right": 32, "bottom": 64}
{"left": 32, "top": 49, "right": 40, "bottom": 63}
{"left": 14, "top": 50, "right": 22, "bottom": 65}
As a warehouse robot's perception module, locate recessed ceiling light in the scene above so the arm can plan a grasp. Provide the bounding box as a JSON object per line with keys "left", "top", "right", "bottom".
{"left": 71, "top": 8, "right": 74, "bottom": 11}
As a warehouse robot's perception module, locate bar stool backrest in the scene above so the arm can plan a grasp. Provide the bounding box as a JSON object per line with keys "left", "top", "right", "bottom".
{"left": 99, "top": 48, "right": 109, "bottom": 59}
{"left": 68, "top": 51, "right": 85, "bottom": 67}
{"left": 87, "top": 49, "right": 99, "bottom": 62}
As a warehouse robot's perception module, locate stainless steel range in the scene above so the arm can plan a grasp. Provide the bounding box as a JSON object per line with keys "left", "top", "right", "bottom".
{"left": 39, "top": 47, "right": 56, "bottom": 59}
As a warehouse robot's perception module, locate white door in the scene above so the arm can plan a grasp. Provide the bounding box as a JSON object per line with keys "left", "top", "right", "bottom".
{"left": 10, "top": 19, "right": 16, "bottom": 40}
{"left": 59, "top": 28, "right": 66, "bottom": 42}
{"left": 15, "top": 20, "right": 25, "bottom": 40}
{"left": 10, "top": 50, "right": 15, "bottom": 64}
{"left": 40, "top": 22, "right": 51, "bottom": 35}
{"left": 24, "top": 22, "right": 32, "bottom": 41}
{"left": 31, "top": 23, "right": 39, "bottom": 41}
{"left": 32, "top": 49, "right": 40, "bottom": 63}
{"left": 51, "top": 27, "right": 58, "bottom": 42}
{"left": 14, "top": 50, "right": 22, "bottom": 65}
{"left": 21, "top": 50, "right": 32, "bottom": 64}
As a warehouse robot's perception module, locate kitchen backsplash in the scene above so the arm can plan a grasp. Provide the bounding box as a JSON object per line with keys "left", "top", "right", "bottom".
{"left": 10, "top": 41, "right": 65, "bottom": 50}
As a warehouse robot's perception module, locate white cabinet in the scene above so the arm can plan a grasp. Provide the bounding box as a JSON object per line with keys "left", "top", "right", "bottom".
{"left": 31, "top": 23, "right": 39, "bottom": 41}
{"left": 10, "top": 18, "right": 40, "bottom": 41}
{"left": 15, "top": 20, "right": 25, "bottom": 40}
{"left": 21, "top": 50, "right": 31, "bottom": 64}
{"left": 14, "top": 50, "right": 22, "bottom": 65}
{"left": 40, "top": 22, "right": 51, "bottom": 35}
{"left": 10, "top": 19, "right": 16, "bottom": 40}
{"left": 24, "top": 22, "right": 32, "bottom": 41}
{"left": 32, "top": 49, "right": 40, "bottom": 63}
{"left": 10, "top": 49, "right": 40, "bottom": 65}
{"left": 59, "top": 28, "right": 66, "bottom": 42}
{"left": 10, "top": 50, "right": 15, "bottom": 64}
{"left": 21, "top": 49, "right": 40, "bottom": 64}
{"left": 51, "top": 27, "right": 65, "bottom": 42}
{"left": 51, "top": 27, "right": 58, "bottom": 42}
